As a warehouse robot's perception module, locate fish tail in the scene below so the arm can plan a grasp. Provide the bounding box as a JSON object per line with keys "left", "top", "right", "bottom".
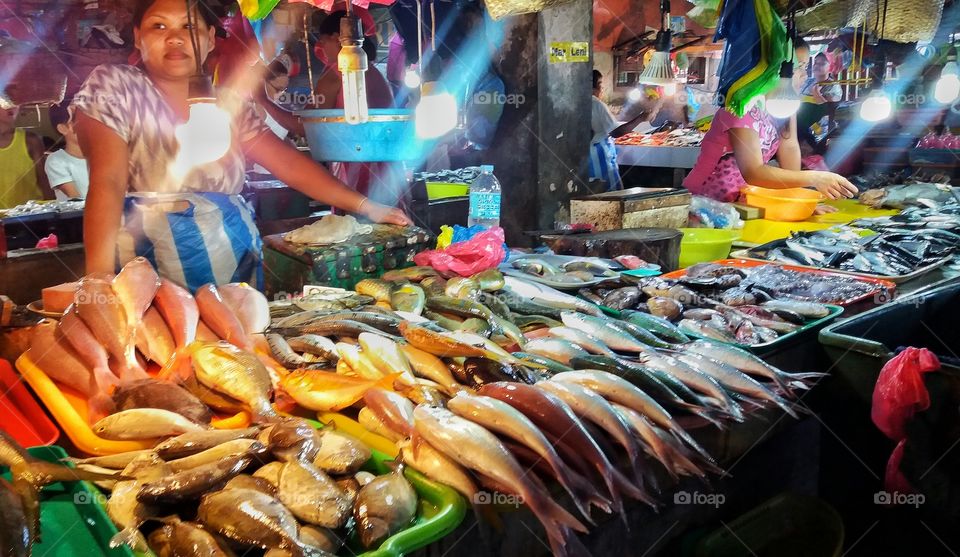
{"left": 555, "top": 464, "right": 607, "bottom": 522}
{"left": 612, "top": 467, "right": 658, "bottom": 511}
{"left": 109, "top": 527, "right": 150, "bottom": 552}
{"left": 681, "top": 403, "right": 729, "bottom": 427}
{"left": 29, "top": 461, "right": 120, "bottom": 486}
{"left": 670, "top": 427, "right": 716, "bottom": 465}
{"left": 525, "top": 484, "right": 589, "bottom": 535}
{"left": 13, "top": 478, "right": 40, "bottom": 544}
{"left": 546, "top": 525, "right": 592, "bottom": 557}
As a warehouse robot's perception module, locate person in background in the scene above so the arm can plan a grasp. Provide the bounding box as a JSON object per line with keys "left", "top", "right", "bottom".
{"left": 45, "top": 104, "right": 89, "bottom": 200}
{"left": 683, "top": 97, "right": 856, "bottom": 208}
{"left": 589, "top": 70, "right": 661, "bottom": 191}
{"left": 792, "top": 37, "right": 811, "bottom": 95}
{"left": 0, "top": 99, "right": 51, "bottom": 208}
{"left": 796, "top": 52, "right": 842, "bottom": 155}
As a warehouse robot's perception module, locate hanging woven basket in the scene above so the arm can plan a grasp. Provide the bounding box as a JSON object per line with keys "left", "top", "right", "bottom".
{"left": 0, "top": 49, "right": 69, "bottom": 106}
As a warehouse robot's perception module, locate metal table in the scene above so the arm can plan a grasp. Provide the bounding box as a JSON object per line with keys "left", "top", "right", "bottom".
{"left": 615, "top": 145, "right": 701, "bottom": 187}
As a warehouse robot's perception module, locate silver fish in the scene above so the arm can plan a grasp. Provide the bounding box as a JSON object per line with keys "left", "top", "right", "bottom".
{"left": 560, "top": 312, "right": 650, "bottom": 352}
{"left": 524, "top": 338, "right": 591, "bottom": 365}
{"left": 548, "top": 327, "right": 616, "bottom": 357}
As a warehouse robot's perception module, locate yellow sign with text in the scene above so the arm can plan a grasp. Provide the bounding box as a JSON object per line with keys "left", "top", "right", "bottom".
{"left": 549, "top": 42, "right": 590, "bottom": 63}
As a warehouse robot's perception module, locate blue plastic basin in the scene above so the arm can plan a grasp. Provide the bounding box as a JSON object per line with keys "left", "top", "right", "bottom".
{"left": 296, "top": 108, "right": 436, "bottom": 162}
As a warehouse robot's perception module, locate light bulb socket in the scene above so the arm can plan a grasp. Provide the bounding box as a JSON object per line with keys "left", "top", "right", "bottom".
{"left": 778, "top": 60, "right": 794, "bottom": 79}
{"left": 653, "top": 29, "right": 672, "bottom": 53}
{"left": 187, "top": 74, "right": 216, "bottom": 103}
{"left": 340, "top": 15, "right": 363, "bottom": 46}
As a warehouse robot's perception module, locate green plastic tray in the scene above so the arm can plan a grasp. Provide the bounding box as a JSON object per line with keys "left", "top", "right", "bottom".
{"left": 305, "top": 419, "right": 468, "bottom": 557}
{"left": 681, "top": 304, "right": 844, "bottom": 354}
{"left": 0, "top": 446, "right": 139, "bottom": 557}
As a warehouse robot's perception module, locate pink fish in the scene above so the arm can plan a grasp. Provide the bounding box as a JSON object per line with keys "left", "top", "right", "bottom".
{"left": 29, "top": 321, "right": 108, "bottom": 423}
{"left": 57, "top": 306, "right": 118, "bottom": 421}
{"left": 154, "top": 279, "right": 199, "bottom": 350}
{"left": 218, "top": 283, "right": 270, "bottom": 335}
{"left": 363, "top": 388, "right": 415, "bottom": 437}
{"left": 113, "top": 257, "right": 160, "bottom": 332}
{"left": 75, "top": 277, "right": 147, "bottom": 381}
{"left": 136, "top": 307, "right": 176, "bottom": 364}
{"left": 195, "top": 284, "right": 252, "bottom": 351}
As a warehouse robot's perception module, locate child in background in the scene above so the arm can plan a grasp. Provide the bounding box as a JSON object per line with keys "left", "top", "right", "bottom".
{"left": 0, "top": 99, "right": 51, "bottom": 208}
{"left": 44, "top": 104, "right": 89, "bottom": 200}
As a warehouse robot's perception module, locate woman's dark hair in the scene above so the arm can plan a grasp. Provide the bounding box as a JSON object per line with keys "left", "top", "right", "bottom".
{"left": 593, "top": 69, "right": 602, "bottom": 89}
{"left": 315, "top": 11, "right": 379, "bottom": 63}
{"left": 793, "top": 35, "right": 809, "bottom": 52}
{"left": 132, "top": 0, "right": 220, "bottom": 29}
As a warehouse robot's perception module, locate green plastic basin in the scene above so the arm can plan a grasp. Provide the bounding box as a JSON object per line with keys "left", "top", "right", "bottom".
{"left": 678, "top": 227, "right": 741, "bottom": 268}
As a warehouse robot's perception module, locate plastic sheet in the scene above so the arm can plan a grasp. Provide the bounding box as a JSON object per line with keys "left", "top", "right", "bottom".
{"left": 414, "top": 227, "right": 507, "bottom": 277}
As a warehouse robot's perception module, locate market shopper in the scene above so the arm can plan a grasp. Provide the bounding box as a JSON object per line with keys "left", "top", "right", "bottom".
{"left": 796, "top": 52, "right": 842, "bottom": 154}
{"left": 74, "top": 0, "right": 409, "bottom": 291}
{"left": 0, "top": 100, "right": 52, "bottom": 208}
{"left": 590, "top": 70, "right": 663, "bottom": 191}
{"left": 45, "top": 104, "right": 89, "bottom": 200}
{"left": 683, "top": 100, "right": 857, "bottom": 205}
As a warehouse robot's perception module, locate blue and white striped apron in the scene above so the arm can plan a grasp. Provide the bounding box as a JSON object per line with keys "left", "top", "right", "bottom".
{"left": 588, "top": 136, "right": 623, "bottom": 191}
{"left": 117, "top": 192, "right": 263, "bottom": 293}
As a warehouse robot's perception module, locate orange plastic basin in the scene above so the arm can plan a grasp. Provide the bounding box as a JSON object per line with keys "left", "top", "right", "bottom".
{"left": 741, "top": 186, "right": 825, "bottom": 222}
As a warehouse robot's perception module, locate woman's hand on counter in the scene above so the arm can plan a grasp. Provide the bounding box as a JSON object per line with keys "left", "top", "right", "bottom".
{"left": 361, "top": 201, "right": 413, "bottom": 226}
{"left": 809, "top": 171, "right": 858, "bottom": 200}
{"left": 814, "top": 203, "right": 839, "bottom": 215}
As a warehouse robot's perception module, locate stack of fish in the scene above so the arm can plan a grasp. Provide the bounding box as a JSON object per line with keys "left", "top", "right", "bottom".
{"left": 746, "top": 227, "right": 958, "bottom": 277}
{"left": 68, "top": 418, "right": 418, "bottom": 556}
{"left": 256, "top": 267, "right": 820, "bottom": 557}
{"left": 508, "top": 257, "right": 620, "bottom": 287}
{"left": 26, "top": 257, "right": 272, "bottom": 424}
{"left": 578, "top": 267, "right": 837, "bottom": 345}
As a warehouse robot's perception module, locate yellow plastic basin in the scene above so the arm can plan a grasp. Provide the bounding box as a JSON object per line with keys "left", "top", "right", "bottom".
{"left": 742, "top": 186, "right": 825, "bottom": 222}
{"left": 426, "top": 182, "right": 469, "bottom": 200}
{"left": 678, "top": 228, "right": 741, "bottom": 268}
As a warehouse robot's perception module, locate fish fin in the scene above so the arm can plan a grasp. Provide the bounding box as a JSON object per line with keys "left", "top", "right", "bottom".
{"left": 109, "top": 527, "right": 150, "bottom": 552}
{"left": 546, "top": 524, "right": 592, "bottom": 557}
{"left": 157, "top": 347, "right": 193, "bottom": 383}
{"left": 86, "top": 392, "right": 116, "bottom": 426}
{"left": 679, "top": 403, "right": 729, "bottom": 427}
{"left": 558, "top": 466, "right": 609, "bottom": 523}
{"left": 612, "top": 467, "right": 658, "bottom": 512}
{"left": 378, "top": 372, "right": 404, "bottom": 391}
{"left": 28, "top": 461, "right": 122, "bottom": 486}
{"left": 669, "top": 427, "right": 716, "bottom": 465}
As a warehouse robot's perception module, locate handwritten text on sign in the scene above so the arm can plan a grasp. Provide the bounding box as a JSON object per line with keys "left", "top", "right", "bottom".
{"left": 549, "top": 42, "right": 589, "bottom": 63}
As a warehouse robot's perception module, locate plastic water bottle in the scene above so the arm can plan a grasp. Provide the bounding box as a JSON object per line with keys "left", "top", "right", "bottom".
{"left": 468, "top": 165, "right": 502, "bottom": 228}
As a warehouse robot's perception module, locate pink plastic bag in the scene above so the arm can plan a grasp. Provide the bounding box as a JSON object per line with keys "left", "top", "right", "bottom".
{"left": 35, "top": 234, "right": 58, "bottom": 249}
{"left": 414, "top": 227, "right": 506, "bottom": 277}
{"left": 871, "top": 347, "right": 941, "bottom": 493}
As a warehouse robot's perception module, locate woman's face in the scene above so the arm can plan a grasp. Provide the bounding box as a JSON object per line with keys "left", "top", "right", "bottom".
{"left": 813, "top": 57, "right": 830, "bottom": 80}
{"left": 135, "top": 0, "right": 216, "bottom": 81}
{"left": 314, "top": 33, "right": 341, "bottom": 68}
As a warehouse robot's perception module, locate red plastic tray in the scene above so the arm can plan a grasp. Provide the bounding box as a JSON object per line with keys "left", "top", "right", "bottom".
{"left": 662, "top": 259, "right": 896, "bottom": 307}
{"left": 0, "top": 359, "right": 59, "bottom": 446}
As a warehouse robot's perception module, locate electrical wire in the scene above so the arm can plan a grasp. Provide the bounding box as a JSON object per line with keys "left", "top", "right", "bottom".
{"left": 416, "top": 0, "right": 423, "bottom": 95}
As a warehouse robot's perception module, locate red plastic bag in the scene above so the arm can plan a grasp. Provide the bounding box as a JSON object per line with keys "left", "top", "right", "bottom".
{"left": 871, "top": 347, "right": 941, "bottom": 494}
{"left": 872, "top": 347, "right": 940, "bottom": 440}
{"left": 413, "top": 227, "right": 506, "bottom": 277}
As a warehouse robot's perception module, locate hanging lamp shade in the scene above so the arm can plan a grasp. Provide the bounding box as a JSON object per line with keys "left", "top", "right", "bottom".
{"left": 638, "top": 31, "right": 676, "bottom": 86}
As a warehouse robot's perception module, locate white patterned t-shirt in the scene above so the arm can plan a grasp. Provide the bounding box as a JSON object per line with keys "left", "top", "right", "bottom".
{"left": 72, "top": 64, "right": 269, "bottom": 195}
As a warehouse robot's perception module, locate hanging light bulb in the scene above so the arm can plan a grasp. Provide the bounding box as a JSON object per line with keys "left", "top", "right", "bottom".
{"left": 860, "top": 89, "right": 892, "bottom": 122}
{"left": 338, "top": 14, "right": 369, "bottom": 125}
{"left": 766, "top": 60, "right": 802, "bottom": 118}
{"left": 173, "top": 77, "right": 233, "bottom": 176}
{"left": 173, "top": 2, "right": 231, "bottom": 175}
{"left": 415, "top": 82, "right": 457, "bottom": 138}
{"left": 404, "top": 67, "right": 422, "bottom": 89}
{"left": 627, "top": 87, "right": 644, "bottom": 102}
{"left": 934, "top": 49, "right": 960, "bottom": 104}
{"left": 638, "top": 0, "right": 680, "bottom": 92}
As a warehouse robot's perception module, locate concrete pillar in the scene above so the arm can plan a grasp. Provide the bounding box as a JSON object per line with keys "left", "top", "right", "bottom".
{"left": 487, "top": 0, "right": 593, "bottom": 246}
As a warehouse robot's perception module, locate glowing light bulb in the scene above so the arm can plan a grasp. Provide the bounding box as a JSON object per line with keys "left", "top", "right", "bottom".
{"left": 338, "top": 16, "right": 369, "bottom": 125}
{"left": 627, "top": 88, "right": 644, "bottom": 102}
{"left": 173, "top": 101, "right": 232, "bottom": 176}
{"left": 404, "top": 68, "right": 421, "bottom": 89}
{"left": 859, "top": 89, "right": 892, "bottom": 122}
{"left": 935, "top": 61, "right": 960, "bottom": 104}
{"left": 662, "top": 82, "right": 678, "bottom": 96}
{"left": 766, "top": 78, "right": 801, "bottom": 119}
{"left": 415, "top": 83, "right": 457, "bottom": 139}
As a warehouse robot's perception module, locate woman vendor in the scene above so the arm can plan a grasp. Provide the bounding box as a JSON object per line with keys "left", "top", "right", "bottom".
{"left": 74, "top": 0, "right": 409, "bottom": 291}
{"left": 683, "top": 98, "right": 857, "bottom": 206}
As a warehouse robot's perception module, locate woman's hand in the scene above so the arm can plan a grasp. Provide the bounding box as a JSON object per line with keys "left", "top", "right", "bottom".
{"left": 809, "top": 171, "right": 858, "bottom": 200}
{"left": 362, "top": 201, "right": 412, "bottom": 226}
